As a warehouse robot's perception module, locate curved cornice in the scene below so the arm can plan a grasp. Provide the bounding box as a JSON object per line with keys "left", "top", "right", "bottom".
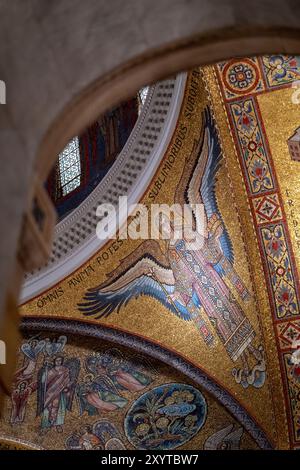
{"left": 21, "top": 73, "right": 187, "bottom": 303}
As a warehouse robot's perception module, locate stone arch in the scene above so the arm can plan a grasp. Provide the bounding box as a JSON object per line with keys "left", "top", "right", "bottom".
{"left": 37, "top": 28, "right": 300, "bottom": 180}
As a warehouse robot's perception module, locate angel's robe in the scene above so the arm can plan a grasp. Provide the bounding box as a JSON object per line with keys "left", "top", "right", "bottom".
{"left": 10, "top": 385, "right": 33, "bottom": 424}
{"left": 14, "top": 359, "right": 36, "bottom": 384}
{"left": 41, "top": 365, "right": 72, "bottom": 428}
{"left": 77, "top": 378, "right": 127, "bottom": 416}
{"left": 113, "top": 369, "right": 150, "bottom": 392}
{"left": 168, "top": 237, "right": 255, "bottom": 362}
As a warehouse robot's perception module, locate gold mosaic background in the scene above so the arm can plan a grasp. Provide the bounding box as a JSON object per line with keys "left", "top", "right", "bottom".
{"left": 16, "top": 57, "right": 300, "bottom": 449}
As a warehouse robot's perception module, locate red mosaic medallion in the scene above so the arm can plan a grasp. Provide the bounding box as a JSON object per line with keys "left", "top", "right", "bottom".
{"left": 222, "top": 59, "right": 260, "bottom": 95}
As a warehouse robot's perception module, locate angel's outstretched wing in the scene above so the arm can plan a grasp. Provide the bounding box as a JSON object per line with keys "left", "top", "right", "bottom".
{"left": 78, "top": 240, "right": 191, "bottom": 321}
{"left": 44, "top": 336, "right": 67, "bottom": 357}
{"left": 93, "top": 374, "right": 121, "bottom": 395}
{"left": 57, "top": 336, "right": 67, "bottom": 353}
{"left": 20, "top": 340, "right": 45, "bottom": 361}
{"left": 78, "top": 254, "right": 191, "bottom": 321}
{"left": 186, "top": 107, "right": 234, "bottom": 264}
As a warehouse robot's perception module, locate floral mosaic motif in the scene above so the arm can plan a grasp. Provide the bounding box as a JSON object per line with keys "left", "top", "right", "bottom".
{"left": 261, "top": 56, "right": 300, "bottom": 88}
{"left": 252, "top": 194, "right": 282, "bottom": 224}
{"left": 230, "top": 99, "right": 275, "bottom": 194}
{"left": 261, "top": 224, "right": 299, "bottom": 318}
{"left": 218, "top": 58, "right": 264, "bottom": 99}
{"left": 124, "top": 383, "right": 207, "bottom": 450}
{"left": 283, "top": 353, "right": 300, "bottom": 443}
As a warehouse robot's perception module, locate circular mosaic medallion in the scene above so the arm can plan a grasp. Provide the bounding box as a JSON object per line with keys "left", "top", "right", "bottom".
{"left": 124, "top": 383, "right": 207, "bottom": 450}
{"left": 223, "top": 59, "right": 259, "bottom": 95}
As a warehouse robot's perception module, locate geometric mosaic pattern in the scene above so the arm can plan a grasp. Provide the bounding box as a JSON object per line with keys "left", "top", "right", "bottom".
{"left": 225, "top": 95, "right": 300, "bottom": 321}
{"left": 252, "top": 194, "right": 282, "bottom": 224}
{"left": 277, "top": 320, "right": 300, "bottom": 350}
{"left": 215, "top": 55, "right": 300, "bottom": 447}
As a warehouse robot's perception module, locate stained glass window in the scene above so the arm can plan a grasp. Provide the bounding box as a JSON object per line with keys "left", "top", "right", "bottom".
{"left": 138, "top": 86, "right": 149, "bottom": 113}
{"left": 58, "top": 136, "right": 81, "bottom": 196}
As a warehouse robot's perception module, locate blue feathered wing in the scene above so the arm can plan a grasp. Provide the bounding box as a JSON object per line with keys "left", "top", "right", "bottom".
{"left": 78, "top": 256, "right": 191, "bottom": 321}
{"left": 187, "top": 107, "right": 234, "bottom": 275}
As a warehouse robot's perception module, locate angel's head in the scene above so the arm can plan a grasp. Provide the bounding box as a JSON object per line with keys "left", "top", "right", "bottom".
{"left": 153, "top": 205, "right": 199, "bottom": 245}
{"left": 29, "top": 338, "right": 38, "bottom": 348}
{"left": 85, "top": 356, "right": 98, "bottom": 375}
{"left": 84, "top": 374, "right": 94, "bottom": 385}
{"left": 169, "top": 248, "right": 180, "bottom": 262}
{"left": 54, "top": 356, "right": 64, "bottom": 367}
{"left": 95, "top": 361, "right": 107, "bottom": 374}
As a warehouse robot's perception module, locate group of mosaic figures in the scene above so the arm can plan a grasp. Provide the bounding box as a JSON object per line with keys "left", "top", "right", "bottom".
{"left": 10, "top": 337, "right": 151, "bottom": 433}
{"left": 9, "top": 336, "right": 249, "bottom": 450}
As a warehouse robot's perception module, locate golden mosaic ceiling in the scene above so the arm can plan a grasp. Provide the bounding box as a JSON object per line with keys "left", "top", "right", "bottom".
{"left": 10, "top": 55, "right": 300, "bottom": 450}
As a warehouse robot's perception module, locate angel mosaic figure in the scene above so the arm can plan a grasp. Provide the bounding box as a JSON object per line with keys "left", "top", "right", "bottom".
{"left": 76, "top": 349, "right": 153, "bottom": 416}
{"left": 10, "top": 338, "right": 45, "bottom": 424}
{"left": 10, "top": 381, "right": 36, "bottom": 424}
{"left": 91, "top": 348, "right": 152, "bottom": 392}
{"left": 76, "top": 372, "right": 127, "bottom": 416}
{"left": 14, "top": 338, "right": 45, "bottom": 386}
{"left": 43, "top": 335, "right": 67, "bottom": 357}
{"left": 37, "top": 355, "right": 80, "bottom": 432}
{"left": 78, "top": 108, "right": 265, "bottom": 389}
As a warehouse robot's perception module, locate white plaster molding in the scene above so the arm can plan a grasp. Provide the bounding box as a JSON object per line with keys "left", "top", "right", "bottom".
{"left": 21, "top": 73, "right": 187, "bottom": 303}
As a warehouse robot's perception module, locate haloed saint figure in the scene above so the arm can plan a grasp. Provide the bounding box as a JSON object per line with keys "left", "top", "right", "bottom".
{"left": 78, "top": 108, "right": 266, "bottom": 389}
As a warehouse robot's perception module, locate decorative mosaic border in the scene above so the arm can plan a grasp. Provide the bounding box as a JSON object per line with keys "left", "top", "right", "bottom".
{"left": 215, "top": 55, "right": 300, "bottom": 447}
{"left": 21, "top": 316, "right": 273, "bottom": 450}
